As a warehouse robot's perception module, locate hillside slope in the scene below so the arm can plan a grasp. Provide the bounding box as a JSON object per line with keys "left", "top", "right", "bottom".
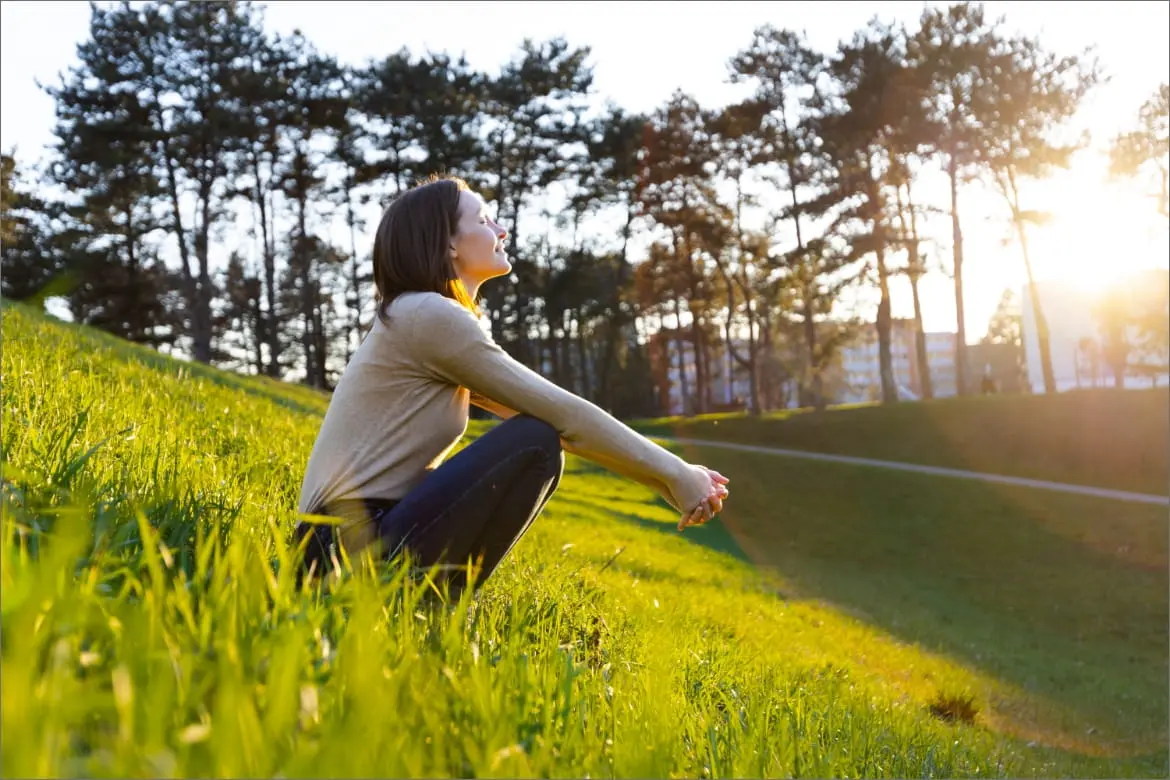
{"left": 2, "top": 301, "right": 1164, "bottom": 778}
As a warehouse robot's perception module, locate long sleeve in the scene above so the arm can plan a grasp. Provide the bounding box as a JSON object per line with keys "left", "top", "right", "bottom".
{"left": 470, "top": 391, "right": 676, "bottom": 502}
{"left": 406, "top": 294, "right": 705, "bottom": 513}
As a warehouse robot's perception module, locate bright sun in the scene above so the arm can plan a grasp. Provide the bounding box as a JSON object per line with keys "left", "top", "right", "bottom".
{"left": 1024, "top": 163, "right": 1169, "bottom": 295}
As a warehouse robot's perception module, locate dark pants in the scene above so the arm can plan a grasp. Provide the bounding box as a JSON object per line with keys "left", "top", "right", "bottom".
{"left": 298, "top": 414, "right": 564, "bottom": 595}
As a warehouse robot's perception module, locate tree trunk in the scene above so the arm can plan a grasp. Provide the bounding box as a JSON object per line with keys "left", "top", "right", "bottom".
{"left": 909, "top": 275, "right": 931, "bottom": 398}
{"left": 558, "top": 312, "right": 571, "bottom": 388}
{"left": 1017, "top": 221, "right": 1055, "bottom": 394}
{"left": 251, "top": 151, "right": 281, "bottom": 378}
{"left": 192, "top": 186, "right": 214, "bottom": 365}
{"left": 876, "top": 244, "right": 897, "bottom": 405}
{"left": 295, "top": 170, "right": 317, "bottom": 387}
{"left": 896, "top": 178, "right": 933, "bottom": 400}
{"left": 803, "top": 292, "right": 825, "bottom": 411}
{"left": 252, "top": 293, "right": 264, "bottom": 375}
{"left": 948, "top": 157, "right": 969, "bottom": 396}
{"left": 719, "top": 267, "right": 761, "bottom": 415}
{"left": 597, "top": 205, "right": 637, "bottom": 412}
{"left": 1005, "top": 169, "right": 1057, "bottom": 395}
{"left": 345, "top": 175, "right": 362, "bottom": 363}
{"left": 123, "top": 207, "right": 140, "bottom": 342}
{"left": 729, "top": 173, "right": 762, "bottom": 415}
{"left": 575, "top": 310, "right": 591, "bottom": 398}
{"left": 671, "top": 295, "right": 691, "bottom": 416}
{"left": 698, "top": 317, "right": 713, "bottom": 413}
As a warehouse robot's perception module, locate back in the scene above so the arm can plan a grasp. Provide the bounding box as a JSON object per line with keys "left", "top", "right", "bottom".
{"left": 297, "top": 291, "right": 471, "bottom": 515}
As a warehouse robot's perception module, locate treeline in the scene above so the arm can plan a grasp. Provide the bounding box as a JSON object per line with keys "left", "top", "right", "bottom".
{"left": 2, "top": 1, "right": 1166, "bottom": 416}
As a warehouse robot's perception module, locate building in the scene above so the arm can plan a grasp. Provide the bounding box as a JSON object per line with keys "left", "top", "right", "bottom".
{"left": 834, "top": 320, "right": 1028, "bottom": 403}
{"left": 836, "top": 320, "right": 960, "bottom": 403}
{"left": 1020, "top": 269, "right": 1169, "bottom": 392}
{"left": 648, "top": 329, "right": 796, "bottom": 415}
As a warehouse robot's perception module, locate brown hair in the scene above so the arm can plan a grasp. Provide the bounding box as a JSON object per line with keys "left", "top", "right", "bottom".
{"left": 371, "top": 174, "right": 481, "bottom": 327}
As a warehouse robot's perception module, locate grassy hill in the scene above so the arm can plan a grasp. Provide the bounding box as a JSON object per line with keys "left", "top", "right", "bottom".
{"left": 631, "top": 390, "right": 1170, "bottom": 496}
{"left": 2, "top": 300, "right": 1166, "bottom": 778}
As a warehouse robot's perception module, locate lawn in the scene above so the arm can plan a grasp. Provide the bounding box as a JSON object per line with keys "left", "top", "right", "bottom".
{"left": 630, "top": 389, "right": 1170, "bottom": 497}
{"left": 2, "top": 299, "right": 1166, "bottom": 778}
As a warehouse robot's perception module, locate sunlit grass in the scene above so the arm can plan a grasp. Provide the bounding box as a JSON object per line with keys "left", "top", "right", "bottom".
{"left": 2, "top": 299, "right": 1166, "bottom": 778}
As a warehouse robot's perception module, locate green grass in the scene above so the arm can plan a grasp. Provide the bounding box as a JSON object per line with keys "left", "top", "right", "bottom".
{"left": 631, "top": 389, "right": 1170, "bottom": 496}
{"left": 2, "top": 299, "right": 1166, "bottom": 778}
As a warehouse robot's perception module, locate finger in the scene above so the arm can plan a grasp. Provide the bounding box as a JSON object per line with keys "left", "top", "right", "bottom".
{"left": 678, "top": 505, "right": 702, "bottom": 531}
{"left": 706, "top": 470, "right": 730, "bottom": 485}
{"left": 708, "top": 496, "right": 723, "bottom": 515}
{"left": 692, "top": 502, "right": 711, "bottom": 528}
{"left": 688, "top": 502, "right": 712, "bottom": 527}
{"left": 683, "top": 501, "right": 710, "bottom": 529}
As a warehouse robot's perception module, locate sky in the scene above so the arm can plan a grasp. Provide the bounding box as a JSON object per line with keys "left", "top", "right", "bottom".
{"left": 2, "top": 0, "right": 1168, "bottom": 340}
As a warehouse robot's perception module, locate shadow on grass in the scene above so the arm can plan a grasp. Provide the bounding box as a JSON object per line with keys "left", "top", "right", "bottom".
{"left": 660, "top": 443, "right": 1169, "bottom": 766}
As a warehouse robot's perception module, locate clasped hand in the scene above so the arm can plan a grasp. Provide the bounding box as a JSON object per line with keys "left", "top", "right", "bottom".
{"left": 678, "top": 466, "right": 730, "bottom": 532}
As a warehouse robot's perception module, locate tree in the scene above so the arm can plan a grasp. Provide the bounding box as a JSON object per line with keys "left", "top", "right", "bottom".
{"left": 273, "top": 33, "right": 348, "bottom": 388}
{"left": 729, "top": 25, "right": 835, "bottom": 410}
{"left": 817, "top": 19, "right": 916, "bottom": 405}
{"left": 231, "top": 22, "right": 296, "bottom": 377}
{"left": 982, "top": 288, "right": 1022, "bottom": 346}
{"left": 329, "top": 103, "right": 377, "bottom": 364}
{"left": 476, "top": 38, "right": 595, "bottom": 363}
{"left": 574, "top": 104, "right": 649, "bottom": 413}
{"left": 1, "top": 153, "right": 82, "bottom": 307}
{"left": 1094, "top": 287, "right": 1131, "bottom": 388}
{"left": 162, "top": 0, "right": 268, "bottom": 363}
{"left": 910, "top": 3, "right": 1004, "bottom": 397}
{"left": 1129, "top": 278, "right": 1170, "bottom": 385}
{"left": 981, "top": 32, "right": 1101, "bottom": 394}
{"left": 1075, "top": 336, "right": 1102, "bottom": 388}
{"left": 884, "top": 54, "right": 938, "bottom": 400}
{"left": 1093, "top": 271, "right": 1170, "bottom": 388}
{"left": 216, "top": 250, "right": 265, "bottom": 373}
{"left": 776, "top": 231, "right": 862, "bottom": 407}
{"left": 1109, "top": 83, "right": 1169, "bottom": 219}
{"left": 706, "top": 98, "right": 771, "bottom": 415}
{"left": 40, "top": 5, "right": 178, "bottom": 345}
{"left": 640, "top": 91, "right": 728, "bottom": 415}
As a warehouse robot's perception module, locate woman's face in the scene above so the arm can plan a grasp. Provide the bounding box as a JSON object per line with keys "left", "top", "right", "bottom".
{"left": 451, "top": 190, "right": 509, "bottom": 290}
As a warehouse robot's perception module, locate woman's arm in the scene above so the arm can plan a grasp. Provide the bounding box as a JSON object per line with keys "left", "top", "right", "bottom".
{"left": 470, "top": 391, "right": 673, "bottom": 497}
{"left": 403, "top": 295, "right": 710, "bottom": 514}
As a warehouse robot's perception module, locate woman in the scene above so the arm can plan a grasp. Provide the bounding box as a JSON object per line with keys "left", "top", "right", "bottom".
{"left": 295, "top": 175, "right": 730, "bottom": 596}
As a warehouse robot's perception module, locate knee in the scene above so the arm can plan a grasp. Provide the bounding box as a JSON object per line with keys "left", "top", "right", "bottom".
{"left": 507, "top": 414, "right": 561, "bottom": 449}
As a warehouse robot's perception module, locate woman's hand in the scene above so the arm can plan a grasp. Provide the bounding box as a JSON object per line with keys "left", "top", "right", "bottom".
{"left": 675, "top": 467, "right": 730, "bottom": 531}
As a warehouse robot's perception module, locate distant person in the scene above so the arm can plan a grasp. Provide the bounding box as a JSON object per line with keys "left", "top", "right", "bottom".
{"left": 981, "top": 374, "right": 997, "bottom": 394}
{"left": 295, "top": 175, "right": 729, "bottom": 596}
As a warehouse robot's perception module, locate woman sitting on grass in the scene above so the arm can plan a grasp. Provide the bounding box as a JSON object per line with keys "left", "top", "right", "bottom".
{"left": 295, "top": 175, "right": 730, "bottom": 596}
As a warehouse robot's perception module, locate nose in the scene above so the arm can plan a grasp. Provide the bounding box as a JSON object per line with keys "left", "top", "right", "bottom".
{"left": 492, "top": 219, "right": 507, "bottom": 242}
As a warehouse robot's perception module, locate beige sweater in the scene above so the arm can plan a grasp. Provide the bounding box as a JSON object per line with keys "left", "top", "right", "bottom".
{"left": 298, "top": 291, "right": 704, "bottom": 518}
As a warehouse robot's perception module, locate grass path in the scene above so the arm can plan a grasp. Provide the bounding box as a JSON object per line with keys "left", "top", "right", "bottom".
{"left": 631, "top": 389, "right": 1170, "bottom": 497}
{"left": 652, "top": 436, "right": 1170, "bottom": 505}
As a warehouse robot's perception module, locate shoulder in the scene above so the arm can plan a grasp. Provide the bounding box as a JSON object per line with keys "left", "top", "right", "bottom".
{"left": 406, "top": 292, "right": 489, "bottom": 345}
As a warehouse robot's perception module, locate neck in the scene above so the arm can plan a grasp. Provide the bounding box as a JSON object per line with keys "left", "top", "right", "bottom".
{"left": 459, "top": 273, "right": 481, "bottom": 301}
